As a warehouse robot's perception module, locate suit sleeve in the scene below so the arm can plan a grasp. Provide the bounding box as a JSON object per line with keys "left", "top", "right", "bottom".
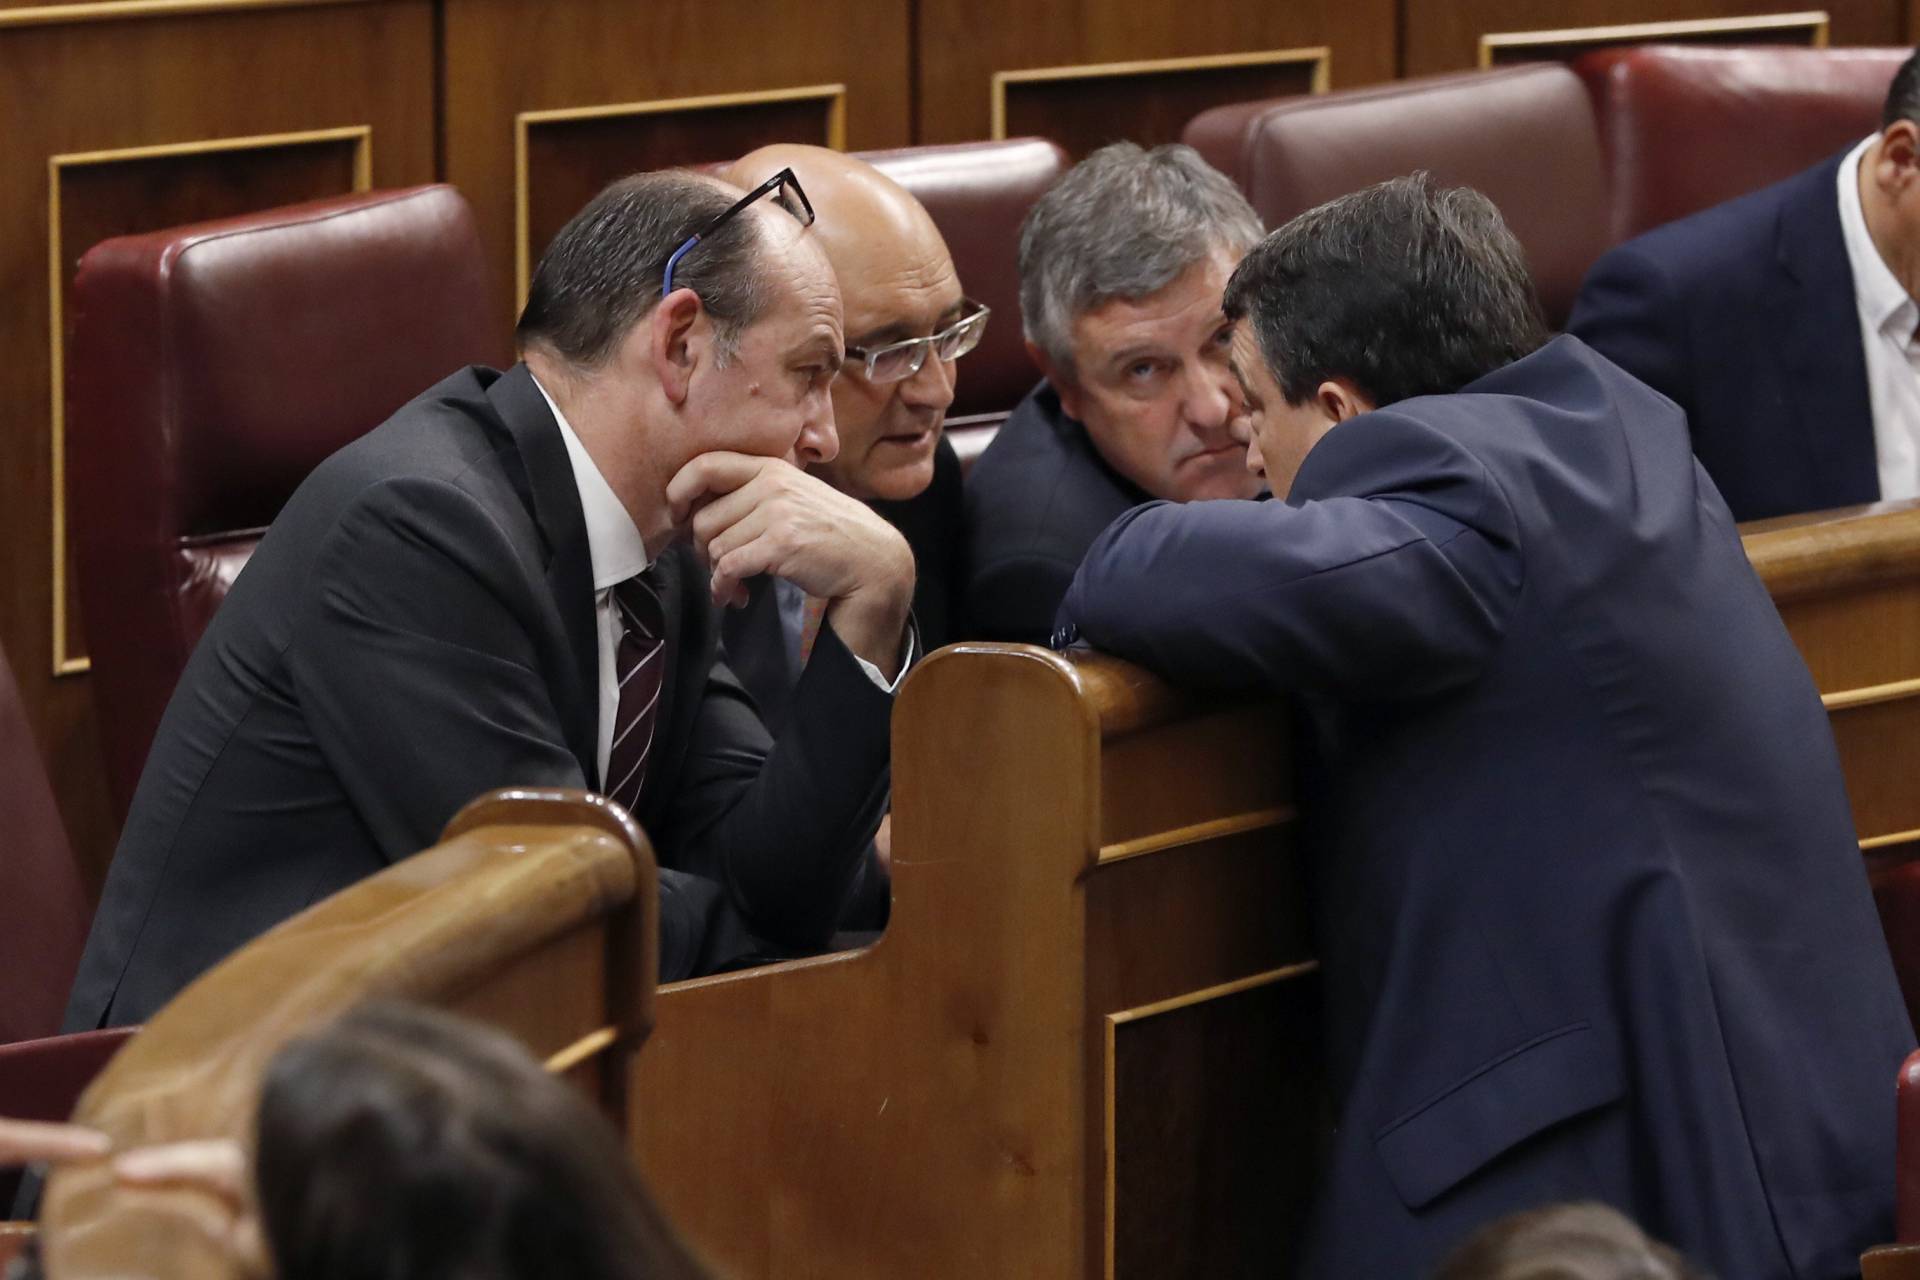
{"left": 1060, "top": 414, "right": 1524, "bottom": 701}
{"left": 286, "top": 475, "right": 586, "bottom": 858}
{"left": 1567, "top": 243, "right": 1694, "bottom": 417}
{"left": 658, "top": 624, "right": 892, "bottom": 951}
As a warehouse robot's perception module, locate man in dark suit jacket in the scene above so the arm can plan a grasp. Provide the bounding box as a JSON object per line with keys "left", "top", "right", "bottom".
{"left": 1060, "top": 175, "right": 1913, "bottom": 1279}
{"left": 65, "top": 168, "right": 915, "bottom": 1029}
{"left": 1569, "top": 49, "right": 1920, "bottom": 521}
{"left": 965, "top": 142, "right": 1264, "bottom": 643}
{"left": 719, "top": 145, "right": 974, "bottom": 738}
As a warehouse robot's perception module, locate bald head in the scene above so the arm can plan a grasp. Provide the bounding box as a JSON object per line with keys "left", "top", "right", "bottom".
{"left": 725, "top": 145, "right": 968, "bottom": 502}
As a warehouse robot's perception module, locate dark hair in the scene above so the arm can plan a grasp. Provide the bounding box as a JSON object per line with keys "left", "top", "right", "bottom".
{"left": 1432, "top": 1202, "right": 1710, "bottom": 1280}
{"left": 1884, "top": 48, "right": 1920, "bottom": 128}
{"left": 516, "top": 170, "right": 768, "bottom": 369}
{"left": 255, "top": 1001, "right": 714, "bottom": 1280}
{"left": 1222, "top": 173, "right": 1548, "bottom": 407}
{"left": 1017, "top": 141, "right": 1263, "bottom": 371}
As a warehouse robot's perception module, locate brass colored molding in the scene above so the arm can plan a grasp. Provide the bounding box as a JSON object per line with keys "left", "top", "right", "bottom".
{"left": 1823, "top": 675, "right": 1920, "bottom": 712}
{"left": 990, "top": 46, "right": 1332, "bottom": 140}
{"left": 513, "top": 83, "right": 849, "bottom": 309}
{"left": 0, "top": 0, "right": 379, "bottom": 31}
{"left": 1478, "top": 10, "right": 1829, "bottom": 67}
{"left": 47, "top": 124, "right": 372, "bottom": 676}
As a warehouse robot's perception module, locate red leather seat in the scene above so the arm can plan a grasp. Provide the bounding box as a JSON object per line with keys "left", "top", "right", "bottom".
{"left": 0, "top": 642, "right": 90, "bottom": 1048}
{"left": 857, "top": 138, "right": 1070, "bottom": 470}
{"left": 1575, "top": 44, "right": 1910, "bottom": 242}
{"left": 1183, "top": 65, "right": 1609, "bottom": 328}
{"left": 0, "top": 1026, "right": 137, "bottom": 1216}
{"left": 67, "top": 186, "right": 502, "bottom": 821}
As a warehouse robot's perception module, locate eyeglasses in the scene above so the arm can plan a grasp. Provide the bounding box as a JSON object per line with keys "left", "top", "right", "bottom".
{"left": 843, "top": 300, "right": 992, "bottom": 384}
{"left": 662, "top": 167, "right": 816, "bottom": 295}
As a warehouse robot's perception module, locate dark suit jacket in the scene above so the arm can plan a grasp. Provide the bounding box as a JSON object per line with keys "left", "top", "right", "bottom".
{"left": 1061, "top": 337, "right": 1913, "bottom": 1280}
{"left": 1569, "top": 149, "right": 1879, "bottom": 521}
{"left": 963, "top": 381, "right": 1147, "bottom": 644}
{"left": 65, "top": 363, "right": 892, "bottom": 1029}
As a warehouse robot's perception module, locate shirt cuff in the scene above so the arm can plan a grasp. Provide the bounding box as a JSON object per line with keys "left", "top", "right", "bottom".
{"left": 851, "top": 619, "right": 918, "bottom": 694}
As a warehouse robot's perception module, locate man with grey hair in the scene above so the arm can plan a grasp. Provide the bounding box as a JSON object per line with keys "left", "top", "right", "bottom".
{"left": 962, "top": 142, "right": 1263, "bottom": 643}
{"left": 65, "top": 167, "right": 915, "bottom": 1030}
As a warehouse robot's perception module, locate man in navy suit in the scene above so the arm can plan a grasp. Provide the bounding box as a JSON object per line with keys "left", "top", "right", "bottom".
{"left": 1059, "top": 175, "right": 1913, "bottom": 1279}
{"left": 1569, "top": 49, "right": 1920, "bottom": 521}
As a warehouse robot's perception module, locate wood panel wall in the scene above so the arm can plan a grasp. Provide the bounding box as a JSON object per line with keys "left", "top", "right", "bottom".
{"left": 7, "top": 0, "right": 1916, "bottom": 891}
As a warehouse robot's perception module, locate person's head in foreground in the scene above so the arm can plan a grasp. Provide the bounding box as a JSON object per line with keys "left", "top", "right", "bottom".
{"left": 1018, "top": 141, "right": 1265, "bottom": 502}
{"left": 515, "top": 167, "right": 845, "bottom": 554}
{"left": 1223, "top": 171, "right": 1549, "bottom": 497}
{"left": 727, "top": 145, "right": 979, "bottom": 504}
{"left": 257, "top": 1001, "right": 713, "bottom": 1280}
{"left": 1432, "top": 1202, "right": 1710, "bottom": 1280}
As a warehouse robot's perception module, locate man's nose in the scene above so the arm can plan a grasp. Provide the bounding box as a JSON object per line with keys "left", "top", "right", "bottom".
{"left": 900, "top": 348, "right": 958, "bottom": 411}
{"left": 795, "top": 394, "right": 840, "bottom": 466}
{"left": 1182, "top": 364, "right": 1235, "bottom": 433}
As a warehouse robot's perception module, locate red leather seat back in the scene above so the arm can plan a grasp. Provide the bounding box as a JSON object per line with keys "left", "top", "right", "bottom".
{"left": 68, "top": 186, "right": 502, "bottom": 821}
{"left": 0, "top": 643, "right": 89, "bottom": 1047}
{"left": 857, "top": 138, "right": 1069, "bottom": 437}
{"left": 1576, "top": 44, "right": 1909, "bottom": 242}
{"left": 0, "top": 1026, "right": 137, "bottom": 1212}
{"left": 1184, "top": 65, "right": 1609, "bottom": 328}
{"left": 1898, "top": 1048, "right": 1920, "bottom": 1241}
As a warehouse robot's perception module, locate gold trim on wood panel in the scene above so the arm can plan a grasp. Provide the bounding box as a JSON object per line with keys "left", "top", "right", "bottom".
{"left": 513, "top": 83, "right": 849, "bottom": 308}
{"left": 544, "top": 1024, "right": 619, "bottom": 1074}
{"left": 47, "top": 124, "right": 373, "bottom": 677}
{"left": 0, "top": 0, "right": 380, "bottom": 29}
{"left": 990, "top": 47, "right": 1332, "bottom": 141}
{"left": 1101, "top": 961, "right": 1319, "bottom": 1280}
{"left": 1477, "top": 10, "right": 1830, "bottom": 67}
{"left": 1097, "top": 805, "right": 1293, "bottom": 864}
{"left": 1822, "top": 675, "right": 1920, "bottom": 712}
{"left": 1864, "top": 828, "right": 1920, "bottom": 853}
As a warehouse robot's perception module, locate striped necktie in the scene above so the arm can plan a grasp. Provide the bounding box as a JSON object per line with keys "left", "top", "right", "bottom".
{"left": 605, "top": 573, "right": 666, "bottom": 815}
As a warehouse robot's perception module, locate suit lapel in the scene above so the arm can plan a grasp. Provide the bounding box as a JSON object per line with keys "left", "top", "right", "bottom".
{"left": 1773, "top": 156, "right": 1881, "bottom": 507}
{"left": 637, "top": 547, "right": 707, "bottom": 818}
{"left": 485, "top": 363, "right": 602, "bottom": 778}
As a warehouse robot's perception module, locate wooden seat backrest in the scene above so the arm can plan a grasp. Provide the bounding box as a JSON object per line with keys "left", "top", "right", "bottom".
{"left": 40, "top": 787, "right": 656, "bottom": 1280}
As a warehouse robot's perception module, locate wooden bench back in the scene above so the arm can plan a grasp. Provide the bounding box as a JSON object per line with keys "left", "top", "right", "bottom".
{"left": 41, "top": 788, "right": 656, "bottom": 1280}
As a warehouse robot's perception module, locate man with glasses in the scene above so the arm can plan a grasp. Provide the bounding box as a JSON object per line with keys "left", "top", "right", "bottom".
{"left": 65, "top": 168, "right": 915, "bottom": 1033}
{"left": 716, "top": 145, "right": 979, "bottom": 917}
{"left": 964, "top": 142, "right": 1264, "bottom": 645}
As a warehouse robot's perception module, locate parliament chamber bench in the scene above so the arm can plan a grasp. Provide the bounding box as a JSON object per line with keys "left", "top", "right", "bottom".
{"left": 21, "top": 497, "right": 1920, "bottom": 1279}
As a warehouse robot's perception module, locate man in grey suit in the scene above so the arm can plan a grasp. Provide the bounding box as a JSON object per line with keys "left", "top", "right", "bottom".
{"left": 65, "top": 167, "right": 915, "bottom": 1028}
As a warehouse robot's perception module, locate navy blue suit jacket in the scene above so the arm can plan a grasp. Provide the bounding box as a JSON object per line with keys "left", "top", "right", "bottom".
{"left": 1062, "top": 337, "right": 1913, "bottom": 1279}
{"left": 1570, "top": 150, "right": 1879, "bottom": 521}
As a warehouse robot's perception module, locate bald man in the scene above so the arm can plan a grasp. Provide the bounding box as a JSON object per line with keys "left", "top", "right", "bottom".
{"left": 721, "top": 145, "right": 980, "bottom": 737}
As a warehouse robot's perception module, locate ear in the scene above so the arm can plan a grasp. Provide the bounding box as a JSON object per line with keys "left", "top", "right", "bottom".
{"left": 1315, "top": 378, "right": 1376, "bottom": 425}
{"left": 649, "top": 288, "right": 705, "bottom": 406}
{"left": 1879, "top": 120, "right": 1920, "bottom": 192}
{"left": 1028, "top": 339, "right": 1087, "bottom": 422}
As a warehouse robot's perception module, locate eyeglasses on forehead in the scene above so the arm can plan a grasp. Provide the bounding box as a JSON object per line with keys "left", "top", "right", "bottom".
{"left": 661, "top": 167, "right": 816, "bottom": 296}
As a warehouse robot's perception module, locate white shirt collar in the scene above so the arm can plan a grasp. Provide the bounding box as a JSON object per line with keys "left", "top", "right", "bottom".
{"left": 531, "top": 374, "right": 650, "bottom": 591}
{"left": 1839, "top": 134, "right": 1919, "bottom": 340}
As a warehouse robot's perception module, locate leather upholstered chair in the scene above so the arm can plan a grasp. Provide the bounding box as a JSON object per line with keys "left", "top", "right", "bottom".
{"left": 1183, "top": 64, "right": 1611, "bottom": 328}
{"left": 0, "top": 640, "right": 91, "bottom": 1047}
{"left": 67, "top": 185, "right": 502, "bottom": 821}
{"left": 1575, "top": 44, "right": 1909, "bottom": 243}
{"left": 857, "top": 138, "right": 1070, "bottom": 472}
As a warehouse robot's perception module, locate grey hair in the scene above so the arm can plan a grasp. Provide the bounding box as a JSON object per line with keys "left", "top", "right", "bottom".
{"left": 516, "top": 170, "right": 769, "bottom": 370}
{"left": 1017, "top": 142, "right": 1264, "bottom": 373}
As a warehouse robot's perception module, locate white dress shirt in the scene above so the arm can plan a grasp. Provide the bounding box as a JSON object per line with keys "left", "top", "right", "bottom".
{"left": 532, "top": 377, "right": 905, "bottom": 786}
{"left": 1837, "top": 135, "right": 1920, "bottom": 502}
